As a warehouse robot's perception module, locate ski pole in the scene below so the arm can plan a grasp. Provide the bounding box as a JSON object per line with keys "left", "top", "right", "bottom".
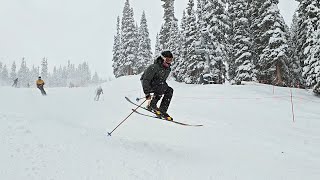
{"left": 136, "top": 94, "right": 155, "bottom": 101}
{"left": 136, "top": 97, "right": 146, "bottom": 101}
{"left": 107, "top": 99, "right": 147, "bottom": 136}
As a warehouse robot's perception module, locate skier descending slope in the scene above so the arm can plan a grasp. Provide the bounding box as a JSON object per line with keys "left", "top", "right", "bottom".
{"left": 36, "top": 76, "right": 47, "bottom": 96}
{"left": 140, "top": 50, "right": 174, "bottom": 120}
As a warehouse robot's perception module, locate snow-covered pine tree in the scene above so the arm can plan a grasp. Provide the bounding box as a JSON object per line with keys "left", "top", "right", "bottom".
{"left": 119, "top": 0, "right": 137, "bottom": 76}
{"left": 179, "top": 10, "right": 187, "bottom": 61}
{"left": 30, "top": 65, "right": 39, "bottom": 86}
{"left": 161, "top": 0, "right": 181, "bottom": 68}
{"left": 41, "top": 57, "right": 49, "bottom": 82}
{"left": 287, "top": 13, "right": 304, "bottom": 87}
{"left": 18, "top": 58, "right": 30, "bottom": 87}
{"left": 92, "top": 72, "right": 100, "bottom": 84}
{"left": 228, "top": 0, "right": 255, "bottom": 85}
{"left": 112, "top": 16, "right": 122, "bottom": 78}
{"left": 295, "top": 0, "right": 320, "bottom": 88}
{"left": 67, "top": 60, "right": 76, "bottom": 86}
{"left": 59, "top": 66, "right": 68, "bottom": 87}
{"left": 310, "top": 18, "right": 320, "bottom": 94}
{"left": 77, "top": 62, "right": 91, "bottom": 86}
{"left": 172, "top": 10, "right": 187, "bottom": 82}
{"left": 154, "top": 33, "right": 161, "bottom": 57}
{"left": 250, "top": 0, "right": 290, "bottom": 86}
{"left": 10, "top": 61, "right": 17, "bottom": 81}
{"left": 159, "top": 0, "right": 177, "bottom": 50}
{"left": 158, "top": 0, "right": 181, "bottom": 80}
{"left": 132, "top": 19, "right": 140, "bottom": 74}
{"left": 174, "top": 0, "right": 202, "bottom": 84}
{"left": 167, "top": 18, "right": 181, "bottom": 66}
{"left": 50, "top": 66, "right": 59, "bottom": 87}
{"left": 198, "top": 0, "right": 228, "bottom": 84}
{"left": 136, "top": 11, "right": 153, "bottom": 74}
{"left": 1, "top": 65, "right": 9, "bottom": 85}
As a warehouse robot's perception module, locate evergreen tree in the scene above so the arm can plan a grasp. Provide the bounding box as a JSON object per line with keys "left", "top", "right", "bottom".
{"left": 295, "top": 0, "right": 320, "bottom": 87}
{"left": 10, "top": 61, "right": 17, "bottom": 80}
{"left": 1, "top": 65, "right": 9, "bottom": 85}
{"left": 159, "top": 0, "right": 181, "bottom": 80}
{"left": 92, "top": 72, "right": 100, "bottom": 84}
{"left": 174, "top": 0, "right": 202, "bottom": 83}
{"left": 136, "top": 11, "right": 153, "bottom": 74}
{"left": 18, "top": 58, "right": 30, "bottom": 87}
{"left": 288, "top": 13, "right": 304, "bottom": 87}
{"left": 50, "top": 66, "right": 59, "bottom": 87}
{"left": 119, "top": 0, "right": 137, "bottom": 76}
{"left": 198, "top": 0, "right": 229, "bottom": 84}
{"left": 172, "top": 10, "right": 187, "bottom": 82}
{"left": 112, "top": 16, "right": 122, "bottom": 77}
{"left": 159, "top": 0, "right": 177, "bottom": 49}
{"left": 167, "top": 18, "right": 181, "bottom": 62}
{"left": 154, "top": 33, "right": 161, "bottom": 57}
{"left": 228, "top": 0, "right": 255, "bottom": 84}
{"left": 41, "top": 57, "right": 49, "bottom": 81}
{"left": 30, "top": 65, "right": 40, "bottom": 85}
{"left": 250, "top": 0, "right": 290, "bottom": 86}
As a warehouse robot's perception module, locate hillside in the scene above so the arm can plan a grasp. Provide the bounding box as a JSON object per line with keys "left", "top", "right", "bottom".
{"left": 1, "top": 75, "right": 319, "bottom": 180}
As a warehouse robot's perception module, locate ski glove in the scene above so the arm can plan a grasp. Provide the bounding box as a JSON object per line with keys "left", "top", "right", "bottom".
{"left": 145, "top": 94, "right": 151, "bottom": 100}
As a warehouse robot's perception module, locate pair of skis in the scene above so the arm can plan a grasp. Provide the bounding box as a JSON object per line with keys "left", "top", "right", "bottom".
{"left": 125, "top": 97, "right": 203, "bottom": 127}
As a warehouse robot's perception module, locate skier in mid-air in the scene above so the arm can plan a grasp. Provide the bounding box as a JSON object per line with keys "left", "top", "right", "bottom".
{"left": 140, "top": 50, "right": 174, "bottom": 120}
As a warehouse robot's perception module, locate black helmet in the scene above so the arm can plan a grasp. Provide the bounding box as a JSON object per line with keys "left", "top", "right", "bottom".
{"left": 38, "top": 76, "right": 41, "bottom": 79}
{"left": 161, "top": 50, "right": 173, "bottom": 58}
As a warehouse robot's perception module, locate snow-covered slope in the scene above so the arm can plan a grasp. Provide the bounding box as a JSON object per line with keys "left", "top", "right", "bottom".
{"left": 1, "top": 75, "right": 319, "bottom": 180}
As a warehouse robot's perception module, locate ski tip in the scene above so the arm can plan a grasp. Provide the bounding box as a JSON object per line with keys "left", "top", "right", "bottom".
{"left": 107, "top": 132, "right": 112, "bottom": 136}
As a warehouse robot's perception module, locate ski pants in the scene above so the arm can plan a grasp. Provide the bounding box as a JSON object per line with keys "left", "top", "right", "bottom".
{"left": 38, "top": 86, "right": 47, "bottom": 96}
{"left": 149, "top": 82, "right": 173, "bottom": 113}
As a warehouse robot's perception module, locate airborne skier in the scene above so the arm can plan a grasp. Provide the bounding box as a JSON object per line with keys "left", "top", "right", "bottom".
{"left": 140, "top": 50, "right": 174, "bottom": 120}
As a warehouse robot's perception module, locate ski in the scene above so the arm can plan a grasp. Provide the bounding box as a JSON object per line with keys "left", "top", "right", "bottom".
{"left": 125, "top": 97, "right": 203, "bottom": 127}
{"left": 132, "top": 109, "right": 203, "bottom": 126}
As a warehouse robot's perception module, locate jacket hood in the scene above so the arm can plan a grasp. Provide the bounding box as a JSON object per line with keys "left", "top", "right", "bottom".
{"left": 154, "top": 56, "right": 163, "bottom": 65}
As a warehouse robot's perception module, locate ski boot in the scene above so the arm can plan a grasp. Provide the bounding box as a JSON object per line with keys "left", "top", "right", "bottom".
{"left": 158, "top": 111, "right": 173, "bottom": 121}
{"left": 146, "top": 104, "right": 160, "bottom": 113}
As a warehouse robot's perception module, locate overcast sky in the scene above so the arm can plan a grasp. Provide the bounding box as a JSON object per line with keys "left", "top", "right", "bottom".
{"left": 0, "top": 0, "right": 299, "bottom": 78}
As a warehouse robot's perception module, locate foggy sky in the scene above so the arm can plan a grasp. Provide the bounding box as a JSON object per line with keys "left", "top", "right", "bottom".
{"left": 0, "top": 0, "right": 299, "bottom": 78}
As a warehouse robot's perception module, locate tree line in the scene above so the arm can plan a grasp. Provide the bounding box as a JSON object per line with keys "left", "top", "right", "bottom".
{"left": 113, "top": 0, "right": 319, "bottom": 93}
{"left": 0, "top": 57, "right": 102, "bottom": 87}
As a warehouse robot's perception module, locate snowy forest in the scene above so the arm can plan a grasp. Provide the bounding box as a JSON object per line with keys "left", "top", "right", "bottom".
{"left": 112, "top": 0, "right": 320, "bottom": 94}
{"left": 0, "top": 57, "right": 102, "bottom": 87}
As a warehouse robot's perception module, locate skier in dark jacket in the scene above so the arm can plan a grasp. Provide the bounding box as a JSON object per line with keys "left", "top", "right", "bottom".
{"left": 140, "top": 50, "right": 174, "bottom": 120}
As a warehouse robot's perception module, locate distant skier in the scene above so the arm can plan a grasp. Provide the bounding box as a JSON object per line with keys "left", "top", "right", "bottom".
{"left": 36, "top": 76, "right": 47, "bottom": 96}
{"left": 12, "top": 78, "right": 18, "bottom": 87}
{"left": 140, "top": 50, "right": 174, "bottom": 120}
{"left": 94, "top": 86, "right": 103, "bottom": 101}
